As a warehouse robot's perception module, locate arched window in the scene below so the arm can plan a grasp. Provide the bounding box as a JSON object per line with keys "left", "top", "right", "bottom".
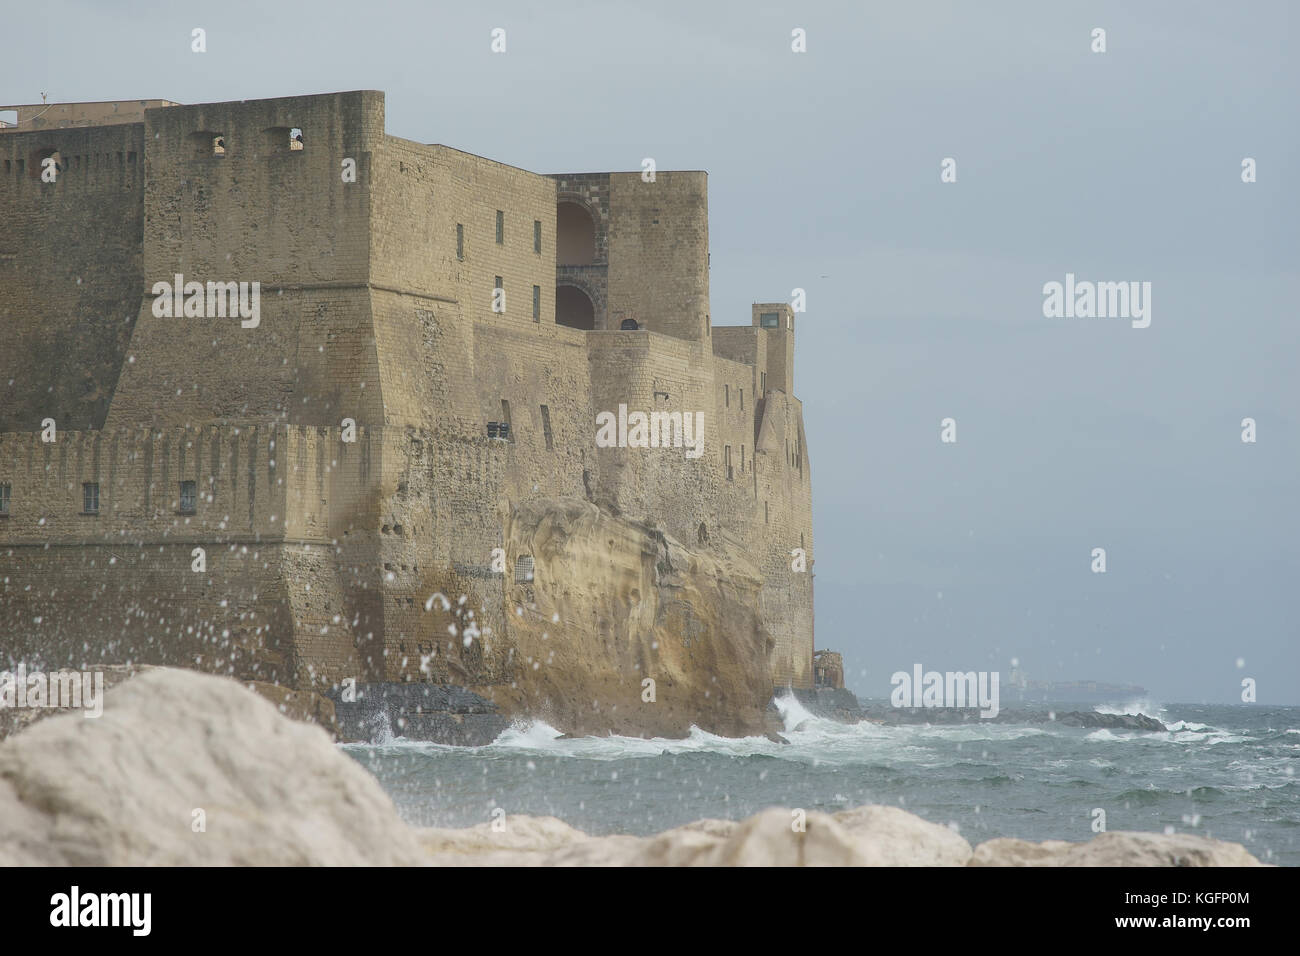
{"left": 556, "top": 285, "right": 595, "bottom": 330}
{"left": 557, "top": 201, "right": 596, "bottom": 265}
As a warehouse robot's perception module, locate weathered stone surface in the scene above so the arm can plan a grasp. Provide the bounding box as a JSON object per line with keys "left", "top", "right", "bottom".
{"left": 970, "top": 832, "right": 1264, "bottom": 867}
{"left": 0, "top": 668, "right": 422, "bottom": 865}
{"left": 478, "top": 497, "right": 773, "bottom": 738}
{"left": 328, "top": 682, "right": 507, "bottom": 744}
{"left": 0, "top": 664, "right": 338, "bottom": 744}
{"left": 791, "top": 686, "right": 862, "bottom": 722}
{"left": 1052, "top": 711, "right": 1166, "bottom": 731}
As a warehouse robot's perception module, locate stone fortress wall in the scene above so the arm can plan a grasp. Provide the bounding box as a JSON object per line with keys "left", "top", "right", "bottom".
{"left": 0, "top": 90, "right": 819, "bottom": 732}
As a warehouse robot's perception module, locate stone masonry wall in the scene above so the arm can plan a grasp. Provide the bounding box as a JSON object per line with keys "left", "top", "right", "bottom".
{"left": 0, "top": 122, "right": 145, "bottom": 432}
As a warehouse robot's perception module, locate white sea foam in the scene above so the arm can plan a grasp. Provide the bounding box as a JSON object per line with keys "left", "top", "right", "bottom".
{"left": 772, "top": 689, "right": 822, "bottom": 733}
{"left": 1094, "top": 697, "right": 1168, "bottom": 720}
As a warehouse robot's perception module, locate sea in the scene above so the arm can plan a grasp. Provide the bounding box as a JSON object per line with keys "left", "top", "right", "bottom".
{"left": 343, "top": 695, "right": 1300, "bottom": 865}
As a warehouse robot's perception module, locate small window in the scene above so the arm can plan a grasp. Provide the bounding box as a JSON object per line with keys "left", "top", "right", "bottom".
{"left": 188, "top": 131, "right": 226, "bottom": 157}
{"left": 725, "top": 446, "right": 733, "bottom": 481}
{"left": 496, "top": 210, "right": 504, "bottom": 244}
{"left": 514, "top": 554, "right": 535, "bottom": 584}
{"left": 760, "top": 312, "right": 779, "bottom": 329}
{"left": 456, "top": 223, "right": 464, "bottom": 260}
{"left": 740, "top": 445, "right": 745, "bottom": 471}
{"left": 0, "top": 483, "right": 10, "bottom": 515}
{"left": 724, "top": 384, "right": 729, "bottom": 407}
{"left": 765, "top": 501, "right": 769, "bottom": 524}
{"left": 82, "top": 482, "right": 100, "bottom": 515}
{"left": 29, "top": 147, "right": 61, "bottom": 180}
{"left": 289, "top": 127, "right": 304, "bottom": 151}
{"left": 534, "top": 219, "right": 542, "bottom": 253}
{"left": 740, "top": 389, "right": 744, "bottom": 411}
{"left": 540, "top": 405, "right": 554, "bottom": 450}
{"left": 179, "top": 480, "right": 197, "bottom": 514}
{"left": 494, "top": 275, "right": 503, "bottom": 291}
{"left": 761, "top": 372, "right": 766, "bottom": 394}
{"left": 533, "top": 285, "right": 541, "bottom": 322}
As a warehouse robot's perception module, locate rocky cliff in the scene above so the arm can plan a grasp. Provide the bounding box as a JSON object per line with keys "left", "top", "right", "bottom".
{"left": 475, "top": 498, "right": 773, "bottom": 739}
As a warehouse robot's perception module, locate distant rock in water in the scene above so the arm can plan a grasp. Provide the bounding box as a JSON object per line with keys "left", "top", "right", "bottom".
{"left": 854, "top": 701, "right": 1166, "bottom": 732}
{"left": 1048, "top": 711, "right": 1167, "bottom": 731}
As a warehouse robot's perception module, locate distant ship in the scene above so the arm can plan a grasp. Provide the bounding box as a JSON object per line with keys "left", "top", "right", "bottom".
{"left": 1003, "top": 669, "right": 1147, "bottom": 706}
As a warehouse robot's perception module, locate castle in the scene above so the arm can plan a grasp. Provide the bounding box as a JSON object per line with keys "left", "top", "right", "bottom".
{"left": 0, "top": 91, "right": 820, "bottom": 736}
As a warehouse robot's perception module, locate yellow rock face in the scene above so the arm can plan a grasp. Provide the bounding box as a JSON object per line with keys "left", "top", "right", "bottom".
{"left": 474, "top": 498, "right": 773, "bottom": 739}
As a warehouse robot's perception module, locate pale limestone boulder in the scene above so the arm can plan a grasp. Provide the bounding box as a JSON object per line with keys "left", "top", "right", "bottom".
{"left": 0, "top": 668, "right": 422, "bottom": 866}
{"left": 832, "top": 805, "right": 974, "bottom": 866}
{"left": 421, "top": 806, "right": 974, "bottom": 866}
{"left": 970, "top": 832, "right": 1264, "bottom": 866}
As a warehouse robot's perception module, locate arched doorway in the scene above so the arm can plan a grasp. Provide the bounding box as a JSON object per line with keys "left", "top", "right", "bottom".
{"left": 556, "top": 285, "right": 595, "bottom": 330}
{"left": 557, "top": 201, "right": 596, "bottom": 265}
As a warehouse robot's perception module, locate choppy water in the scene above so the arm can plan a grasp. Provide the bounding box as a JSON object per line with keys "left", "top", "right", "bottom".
{"left": 343, "top": 696, "right": 1300, "bottom": 865}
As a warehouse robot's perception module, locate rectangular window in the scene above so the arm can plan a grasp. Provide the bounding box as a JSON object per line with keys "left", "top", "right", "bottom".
{"left": 761, "top": 372, "right": 766, "bottom": 394}
{"left": 534, "top": 219, "right": 542, "bottom": 253}
{"left": 725, "top": 445, "right": 733, "bottom": 481}
{"left": 725, "top": 385, "right": 729, "bottom": 407}
{"left": 495, "top": 275, "right": 503, "bottom": 290}
{"left": 760, "top": 312, "right": 779, "bottom": 329}
{"left": 533, "top": 285, "right": 541, "bottom": 322}
{"left": 456, "top": 223, "right": 464, "bottom": 260}
{"left": 82, "top": 482, "right": 100, "bottom": 515}
{"left": 514, "top": 554, "right": 535, "bottom": 584}
{"left": 496, "top": 210, "right": 504, "bottom": 244}
{"left": 179, "top": 480, "right": 197, "bottom": 514}
{"left": 741, "top": 445, "right": 745, "bottom": 471}
{"left": 0, "top": 483, "right": 10, "bottom": 515}
{"left": 540, "top": 405, "right": 554, "bottom": 450}
{"left": 740, "top": 389, "right": 744, "bottom": 411}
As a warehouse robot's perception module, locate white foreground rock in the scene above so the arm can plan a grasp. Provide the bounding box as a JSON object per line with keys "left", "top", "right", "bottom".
{"left": 0, "top": 668, "right": 1265, "bottom": 866}
{"left": 0, "top": 668, "right": 422, "bottom": 865}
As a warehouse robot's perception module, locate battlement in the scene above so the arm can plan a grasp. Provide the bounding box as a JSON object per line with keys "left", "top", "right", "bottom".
{"left": 0, "top": 99, "right": 179, "bottom": 132}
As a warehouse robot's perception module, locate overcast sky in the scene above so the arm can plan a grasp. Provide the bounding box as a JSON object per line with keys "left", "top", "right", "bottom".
{"left": 6, "top": 1, "right": 1296, "bottom": 703}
